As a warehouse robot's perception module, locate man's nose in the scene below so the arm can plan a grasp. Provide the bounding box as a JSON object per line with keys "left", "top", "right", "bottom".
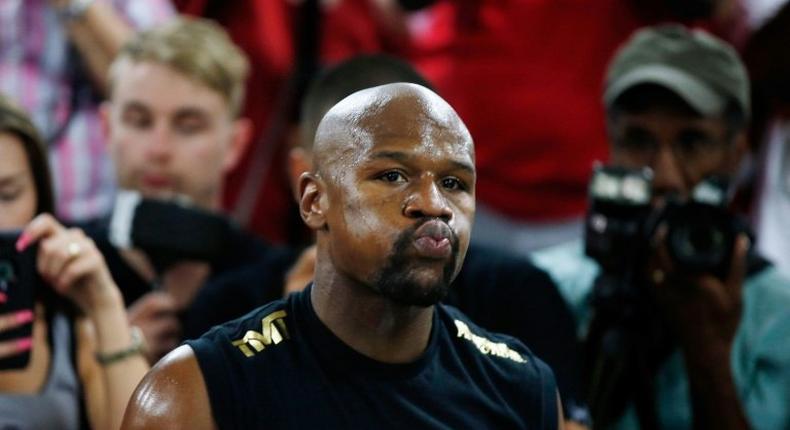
{"left": 144, "top": 124, "right": 173, "bottom": 162}
{"left": 403, "top": 180, "right": 453, "bottom": 222}
{"left": 651, "top": 145, "right": 687, "bottom": 199}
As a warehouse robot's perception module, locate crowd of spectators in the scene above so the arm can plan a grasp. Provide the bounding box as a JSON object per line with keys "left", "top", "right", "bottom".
{"left": 1, "top": 0, "right": 789, "bottom": 429}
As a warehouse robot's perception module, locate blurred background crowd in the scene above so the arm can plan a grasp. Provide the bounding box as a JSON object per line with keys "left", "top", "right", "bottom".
{"left": 1, "top": 0, "right": 790, "bottom": 429}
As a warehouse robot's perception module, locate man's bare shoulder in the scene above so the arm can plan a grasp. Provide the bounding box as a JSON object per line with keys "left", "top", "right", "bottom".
{"left": 121, "top": 345, "right": 216, "bottom": 430}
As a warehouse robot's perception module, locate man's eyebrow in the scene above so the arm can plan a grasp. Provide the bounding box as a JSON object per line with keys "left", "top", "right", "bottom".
{"left": 371, "top": 150, "right": 410, "bottom": 163}
{"left": 120, "top": 100, "right": 148, "bottom": 112}
{"left": 173, "top": 107, "right": 210, "bottom": 119}
{"left": 370, "top": 150, "right": 475, "bottom": 175}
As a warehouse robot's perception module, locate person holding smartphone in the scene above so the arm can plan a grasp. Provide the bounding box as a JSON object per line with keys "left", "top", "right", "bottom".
{"left": 0, "top": 95, "right": 148, "bottom": 430}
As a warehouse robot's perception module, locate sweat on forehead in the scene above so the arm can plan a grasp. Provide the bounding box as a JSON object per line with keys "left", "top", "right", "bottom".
{"left": 312, "top": 83, "right": 472, "bottom": 171}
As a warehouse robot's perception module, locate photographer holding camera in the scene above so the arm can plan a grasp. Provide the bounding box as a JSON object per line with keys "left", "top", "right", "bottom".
{"left": 0, "top": 96, "right": 148, "bottom": 430}
{"left": 533, "top": 25, "right": 790, "bottom": 429}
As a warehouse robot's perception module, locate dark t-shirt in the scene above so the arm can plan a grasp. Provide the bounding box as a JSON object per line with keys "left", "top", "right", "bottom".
{"left": 186, "top": 286, "right": 559, "bottom": 429}
{"left": 447, "top": 244, "right": 583, "bottom": 418}
{"left": 183, "top": 243, "right": 583, "bottom": 416}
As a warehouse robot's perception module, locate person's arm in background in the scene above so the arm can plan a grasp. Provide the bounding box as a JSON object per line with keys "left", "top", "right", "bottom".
{"left": 20, "top": 214, "right": 149, "bottom": 430}
{"left": 649, "top": 229, "right": 751, "bottom": 430}
{"left": 49, "top": 0, "right": 133, "bottom": 95}
{"left": 48, "top": 0, "right": 175, "bottom": 95}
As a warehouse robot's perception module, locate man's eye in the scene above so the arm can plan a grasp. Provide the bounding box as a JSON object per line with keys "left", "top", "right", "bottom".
{"left": 175, "top": 120, "right": 206, "bottom": 135}
{"left": 379, "top": 171, "right": 406, "bottom": 183}
{"left": 122, "top": 111, "right": 151, "bottom": 129}
{"left": 442, "top": 177, "right": 465, "bottom": 191}
{"left": 675, "top": 135, "right": 718, "bottom": 156}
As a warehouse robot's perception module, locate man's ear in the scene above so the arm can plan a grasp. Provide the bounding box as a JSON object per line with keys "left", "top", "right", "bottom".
{"left": 223, "top": 117, "right": 253, "bottom": 173}
{"left": 288, "top": 147, "right": 313, "bottom": 203}
{"left": 299, "top": 172, "right": 327, "bottom": 230}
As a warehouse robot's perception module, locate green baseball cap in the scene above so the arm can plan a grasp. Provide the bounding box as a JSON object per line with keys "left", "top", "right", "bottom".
{"left": 604, "top": 24, "right": 750, "bottom": 119}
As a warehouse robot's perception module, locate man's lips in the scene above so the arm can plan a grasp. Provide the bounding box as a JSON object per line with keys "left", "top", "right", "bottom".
{"left": 141, "top": 174, "right": 173, "bottom": 189}
{"left": 411, "top": 220, "right": 453, "bottom": 259}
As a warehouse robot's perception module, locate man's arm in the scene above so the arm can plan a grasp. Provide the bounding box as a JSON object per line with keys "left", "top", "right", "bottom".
{"left": 50, "top": 0, "right": 134, "bottom": 94}
{"left": 121, "top": 345, "right": 216, "bottom": 430}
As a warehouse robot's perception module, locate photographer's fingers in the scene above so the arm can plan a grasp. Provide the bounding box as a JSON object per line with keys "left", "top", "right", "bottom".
{"left": 0, "top": 311, "right": 35, "bottom": 358}
{"left": 695, "top": 234, "right": 749, "bottom": 310}
{"left": 0, "top": 309, "right": 33, "bottom": 334}
{"left": 725, "top": 234, "right": 749, "bottom": 305}
{"left": 51, "top": 247, "right": 104, "bottom": 295}
{"left": 0, "top": 337, "right": 32, "bottom": 359}
{"left": 648, "top": 223, "right": 676, "bottom": 286}
{"left": 16, "top": 213, "right": 62, "bottom": 251}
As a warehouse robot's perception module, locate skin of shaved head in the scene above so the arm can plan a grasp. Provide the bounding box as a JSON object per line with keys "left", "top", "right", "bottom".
{"left": 312, "top": 83, "right": 473, "bottom": 181}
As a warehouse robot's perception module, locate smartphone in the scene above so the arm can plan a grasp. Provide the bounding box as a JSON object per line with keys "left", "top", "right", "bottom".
{"left": 0, "top": 230, "right": 38, "bottom": 370}
{"left": 109, "top": 191, "right": 232, "bottom": 272}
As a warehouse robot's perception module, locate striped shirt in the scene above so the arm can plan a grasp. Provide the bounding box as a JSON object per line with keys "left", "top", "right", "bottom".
{"left": 0, "top": 0, "right": 174, "bottom": 221}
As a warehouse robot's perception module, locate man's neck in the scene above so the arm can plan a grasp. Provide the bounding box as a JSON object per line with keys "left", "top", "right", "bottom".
{"left": 310, "top": 271, "right": 435, "bottom": 364}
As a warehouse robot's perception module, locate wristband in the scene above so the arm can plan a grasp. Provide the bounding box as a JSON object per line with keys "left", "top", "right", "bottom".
{"left": 95, "top": 325, "right": 146, "bottom": 366}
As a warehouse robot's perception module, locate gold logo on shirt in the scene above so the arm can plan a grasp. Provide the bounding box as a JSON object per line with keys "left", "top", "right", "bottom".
{"left": 232, "top": 310, "right": 290, "bottom": 357}
{"left": 454, "top": 320, "right": 527, "bottom": 364}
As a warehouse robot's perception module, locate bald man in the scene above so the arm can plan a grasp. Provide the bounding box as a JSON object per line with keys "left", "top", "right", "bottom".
{"left": 121, "top": 83, "right": 562, "bottom": 429}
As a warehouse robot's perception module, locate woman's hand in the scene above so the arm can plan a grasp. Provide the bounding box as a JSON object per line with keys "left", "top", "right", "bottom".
{"left": 17, "top": 214, "right": 122, "bottom": 315}
{"left": 0, "top": 309, "right": 34, "bottom": 359}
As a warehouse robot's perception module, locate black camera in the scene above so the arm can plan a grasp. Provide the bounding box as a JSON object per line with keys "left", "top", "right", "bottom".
{"left": 581, "top": 165, "right": 745, "bottom": 426}
{"left": 109, "top": 191, "right": 235, "bottom": 272}
{"left": 584, "top": 164, "right": 741, "bottom": 280}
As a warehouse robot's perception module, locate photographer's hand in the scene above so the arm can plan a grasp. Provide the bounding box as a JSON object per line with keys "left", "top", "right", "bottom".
{"left": 18, "top": 213, "right": 149, "bottom": 430}
{"left": 18, "top": 214, "right": 120, "bottom": 314}
{"left": 648, "top": 226, "right": 750, "bottom": 430}
{"left": 0, "top": 309, "right": 34, "bottom": 359}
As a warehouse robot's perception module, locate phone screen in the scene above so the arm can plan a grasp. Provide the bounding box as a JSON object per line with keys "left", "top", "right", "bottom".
{"left": 0, "top": 230, "right": 37, "bottom": 370}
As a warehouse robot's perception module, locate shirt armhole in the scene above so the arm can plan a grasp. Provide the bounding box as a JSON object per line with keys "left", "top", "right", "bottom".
{"left": 187, "top": 336, "right": 242, "bottom": 429}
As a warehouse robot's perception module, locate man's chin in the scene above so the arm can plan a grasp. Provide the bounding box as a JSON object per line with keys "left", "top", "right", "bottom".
{"left": 376, "top": 271, "right": 451, "bottom": 308}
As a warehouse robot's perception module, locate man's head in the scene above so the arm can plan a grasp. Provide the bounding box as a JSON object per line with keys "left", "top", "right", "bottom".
{"left": 103, "top": 17, "right": 252, "bottom": 210}
{"left": 289, "top": 54, "right": 433, "bottom": 199}
{"left": 299, "top": 83, "right": 474, "bottom": 307}
{"left": 604, "top": 25, "right": 750, "bottom": 205}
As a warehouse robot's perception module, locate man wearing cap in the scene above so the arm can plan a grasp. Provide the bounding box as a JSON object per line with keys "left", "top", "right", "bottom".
{"left": 532, "top": 25, "right": 790, "bottom": 429}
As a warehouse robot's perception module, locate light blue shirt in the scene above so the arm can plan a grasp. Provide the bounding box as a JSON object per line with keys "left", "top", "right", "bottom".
{"left": 532, "top": 240, "right": 790, "bottom": 430}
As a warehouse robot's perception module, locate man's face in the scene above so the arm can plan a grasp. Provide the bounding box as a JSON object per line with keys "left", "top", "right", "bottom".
{"left": 320, "top": 109, "right": 475, "bottom": 307}
{"left": 609, "top": 108, "right": 739, "bottom": 207}
{"left": 105, "top": 61, "right": 246, "bottom": 210}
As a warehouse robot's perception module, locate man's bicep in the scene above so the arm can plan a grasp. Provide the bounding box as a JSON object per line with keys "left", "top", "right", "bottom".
{"left": 121, "top": 345, "right": 216, "bottom": 430}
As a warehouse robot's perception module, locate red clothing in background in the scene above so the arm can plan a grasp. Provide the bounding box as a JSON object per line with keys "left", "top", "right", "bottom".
{"left": 406, "top": 0, "right": 645, "bottom": 221}
{"left": 176, "top": 0, "right": 387, "bottom": 243}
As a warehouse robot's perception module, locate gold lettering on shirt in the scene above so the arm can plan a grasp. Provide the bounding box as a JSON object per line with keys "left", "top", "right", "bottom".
{"left": 455, "top": 320, "right": 527, "bottom": 363}
{"left": 232, "top": 310, "right": 290, "bottom": 357}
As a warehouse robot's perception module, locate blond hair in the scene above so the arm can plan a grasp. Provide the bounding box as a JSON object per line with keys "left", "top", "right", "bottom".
{"left": 110, "top": 17, "right": 250, "bottom": 117}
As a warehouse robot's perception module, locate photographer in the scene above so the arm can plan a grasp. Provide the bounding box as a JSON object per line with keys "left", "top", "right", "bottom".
{"left": 532, "top": 25, "right": 790, "bottom": 429}
{"left": 0, "top": 96, "right": 147, "bottom": 429}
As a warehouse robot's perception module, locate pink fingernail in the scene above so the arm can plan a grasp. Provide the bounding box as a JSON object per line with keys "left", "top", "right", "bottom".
{"left": 15, "top": 337, "right": 32, "bottom": 352}
{"left": 15, "top": 233, "right": 30, "bottom": 252}
{"left": 15, "top": 309, "right": 34, "bottom": 324}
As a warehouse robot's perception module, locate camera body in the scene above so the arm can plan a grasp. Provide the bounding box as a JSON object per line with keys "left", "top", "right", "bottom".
{"left": 584, "top": 164, "right": 739, "bottom": 280}
{"left": 581, "top": 165, "right": 742, "bottom": 425}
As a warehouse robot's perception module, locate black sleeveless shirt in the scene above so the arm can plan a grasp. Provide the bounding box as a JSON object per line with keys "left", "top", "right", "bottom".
{"left": 186, "top": 286, "right": 558, "bottom": 429}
